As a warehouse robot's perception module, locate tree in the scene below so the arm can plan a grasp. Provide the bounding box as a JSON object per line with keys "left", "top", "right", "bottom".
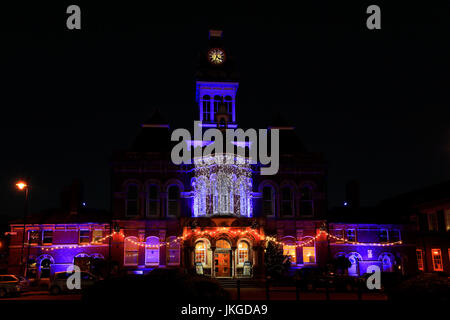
{"left": 264, "top": 240, "right": 291, "bottom": 278}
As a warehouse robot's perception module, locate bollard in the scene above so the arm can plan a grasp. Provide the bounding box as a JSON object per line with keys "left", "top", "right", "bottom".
{"left": 237, "top": 279, "right": 241, "bottom": 301}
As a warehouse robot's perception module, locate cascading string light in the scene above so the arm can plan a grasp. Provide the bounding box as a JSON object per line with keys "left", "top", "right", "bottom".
{"left": 41, "top": 228, "right": 402, "bottom": 251}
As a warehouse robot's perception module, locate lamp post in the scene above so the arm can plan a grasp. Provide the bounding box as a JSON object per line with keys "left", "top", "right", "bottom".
{"left": 16, "top": 180, "right": 29, "bottom": 277}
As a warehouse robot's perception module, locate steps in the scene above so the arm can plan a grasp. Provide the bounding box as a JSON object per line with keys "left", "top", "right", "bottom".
{"left": 216, "top": 278, "right": 263, "bottom": 288}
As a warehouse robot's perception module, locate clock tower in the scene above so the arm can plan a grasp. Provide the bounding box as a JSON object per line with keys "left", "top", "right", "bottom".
{"left": 195, "top": 30, "right": 239, "bottom": 128}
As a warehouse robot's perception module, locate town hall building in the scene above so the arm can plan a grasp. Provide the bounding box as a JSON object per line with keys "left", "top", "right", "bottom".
{"left": 6, "top": 30, "right": 417, "bottom": 281}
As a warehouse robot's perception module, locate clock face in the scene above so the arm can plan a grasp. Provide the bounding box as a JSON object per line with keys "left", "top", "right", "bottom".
{"left": 208, "top": 48, "right": 226, "bottom": 65}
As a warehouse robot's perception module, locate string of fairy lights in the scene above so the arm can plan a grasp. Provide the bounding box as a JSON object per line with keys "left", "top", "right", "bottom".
{"left": 40, "top": 227, "right": 402, "bottom": 252}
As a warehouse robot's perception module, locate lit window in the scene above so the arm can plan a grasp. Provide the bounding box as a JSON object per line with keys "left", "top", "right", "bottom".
{"left": 445, "top": 209, "right": 450, "bottom": 231}
{"left": 79, "top": 230, "right": 90, "bottom": 244}
{"left": 28, "top": 230, "right": 40, "bottom": 245}
{"left": 42, "top": 231, "right": 53, "bottom": 245}
{"left": 431, "top": 249, "right": 443, "bottom": 271}
{"left": 195, "top": 241, "right": 207, "bottom": 264}
{"left": 428, "top": 213, "right": 438, "bottom": 231}
{"left": 124, "top": 237, "right": 138, "bottom": 266}
{"left": 126, "top": 184, "right": 139, "bottom": 216}
{"left": 146, "top": 184, "right": 159, "bottom": 217}
{"left": 238, "top": 242, "right": 249, "bottom": 265}
{"left": 283, "top": 242, "right": 296, "bottom": 264}
{"left": 92, "top": 230, "right": 103, "bottom": 243}
{"left": 145, "top": 237, "right": 160, "bottom": 265}
{"left": 167, "top": 185, "right": 180, "bottom": 217}
{"left": 416, "top": 249, "right": 424, "bottom": 271}
{"left": 303, "top": 246, "right": 316, "bottom": 264}
{"left": 346, "top": 229, "right": 356, "bottom": 242}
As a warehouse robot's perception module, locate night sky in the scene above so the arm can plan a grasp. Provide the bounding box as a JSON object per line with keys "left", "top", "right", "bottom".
{"left": 1, "top": 2, "right": 449, "bottom": 219}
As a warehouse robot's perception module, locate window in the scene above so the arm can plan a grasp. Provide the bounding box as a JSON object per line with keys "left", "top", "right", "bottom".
{"left": 195, "top": 241, "right": 207, "bottom": 264}
{"left": 224, "top": 96, "right": 232, "bottom": 116}
{"left": 167, "top": 236, "right": 180, "bottom": 265}
{"left": 124, "top": 237, "right": 139, "bottom": 266}
{"left": 146, "top": 184, "right": 159, "bottom": 217}
{"left": 79, "top": 230, "right": 90, "bottom": 244}
{"left": 378, "top": 229, "right": 388, "bottom": 243}
{"left": 281, "top": 186, "right": 294, "bottom": 216}
{"left": 390, "top": 230, "right": 401, "bottom": 242}
{"left": 333, "top": 229, "right": 345, "bottom": 243}
{"left": 262, "top": 186, "right": 275, "bottom": 217}
{"left": 28, "top": 230, "right": 40, "bottom": 245}
{"left": 283, "top": 243, "right": 296, "bottom": 264}
{"left": 299, "top": 186, "right": 313, "bottom": 216}
{"left": 202, "top": 95, "right": 211, "bottom": 121}
{"left": 346, "top": 229, "right": 356, "bottom": 242}
{"left": 145, "top": 237, "right": 160, "bottom": 265}
{"left": 42, "top": 231, "right": 53, "bottom": 245}
{"left": 216, "top": 239, "right": 231, "bottom": 249}
{"left": 428, "top": 212, "right": 438, "bottom": 231}
{"left": 303, "top": 246, "right": 316, "bottom": 264}
{"left": 445, "top": 209, "right": 450, "bottom": 231}
{"left": 126, "top": 184, "right": 139, "bottom": 216}
{"left": 92, "top": 230, "right": 103, "bottom": 243}
{"left": 40, "top": 258, "right": 52, "bottom": 278}
{"left": 416, "top": 249, "right": 424, "bottom": 271}
{"left": 213, "top": 95, "right": 222, "bottom": 116}
{"left": 431, "top": 249, "right": 443, "bottom": 271}
{"left": 167, "top": 185, "right": 180, "bottom": 217}
{"left": 238, "top": 241, "right": 249, "bottom": 265}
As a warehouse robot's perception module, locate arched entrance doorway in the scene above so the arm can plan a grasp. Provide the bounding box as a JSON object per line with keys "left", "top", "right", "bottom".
{"left": 346, "top": 252, "right": 362, "bottom": 276}
{"left": 214, "top": 239, "right": 231, "bottom": 277}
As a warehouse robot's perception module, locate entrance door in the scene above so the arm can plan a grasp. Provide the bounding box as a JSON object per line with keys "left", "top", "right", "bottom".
{"left": 215, "top": 252, "right": 231, "bottom": 277}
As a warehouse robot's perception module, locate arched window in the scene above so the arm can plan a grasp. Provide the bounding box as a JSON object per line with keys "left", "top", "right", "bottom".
{"left": 126, "top": 184, "right": 139, "bottom": 216}
{"left": 379, "top": 253, "right": 395, "bottom": 272}
{"left": 302, "top": 238, "right": 316, "bottom": 264}
{"left": 224, "top": 96, "right": 233, "bottom": 116}
{"left": 237, "top": 241, "right": 249, "bottom": 265}
{"left": 213, "top": 95, "right": 222, "bottom": 116}
{"left": 167, "top": 185, "right": 180, "bottom": 217}
{"left": 262, "top": 185, "right": 276, "bottom": 217}
{"left": 146, "top": 184, "right": 159, "bottom": 217}
{"left": 124, "top": 236, "right": 139, "bottom": 266}
{"left": 347, "top": 252, "right": 362, "bottom": 276}
{"left": 167, "top": 236, "right": 180, "bottom": 265}
{"left": 283, "top": 240, "right": 296, "bottom": 264}
{"left": 145, "top": 236, "right": 160, "bottom": 265}
{"left": 216, "top": 239, "right": 231, "bottom": 249}
{"left": 195, "top": 241, "right": 207, "bottom": 264}
{"left": 40, "top": 258, "right": 53, "bottom": 279}
{"left": 281, "top": 186, "right": 294, "bottom": 217}
{"left": 300, "top": 185, "right": 314, "bottom": 216}
{"left": 202, "top": 95, "right": 211, "bottom": 121}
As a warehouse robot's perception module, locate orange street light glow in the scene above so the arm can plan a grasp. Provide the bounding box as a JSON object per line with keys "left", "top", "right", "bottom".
{"left": 16, "top": 181, "right": 27, "bottom": 190}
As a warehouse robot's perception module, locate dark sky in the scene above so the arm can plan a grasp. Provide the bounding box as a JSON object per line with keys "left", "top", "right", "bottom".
{"left": 1, "top": 2, "right": 449, "bottom": 218}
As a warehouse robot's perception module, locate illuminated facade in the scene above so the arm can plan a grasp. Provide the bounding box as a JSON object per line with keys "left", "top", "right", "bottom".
{"left": 6, "top": 30, "right": 419, "bottom": 280}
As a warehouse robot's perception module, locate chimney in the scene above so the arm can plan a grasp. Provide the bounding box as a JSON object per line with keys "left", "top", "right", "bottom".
{"left": 345, "top": 180, "right": 360, "bottom": 210}
{"left": 60, "top": 180, "right": 83, "bottom": 215}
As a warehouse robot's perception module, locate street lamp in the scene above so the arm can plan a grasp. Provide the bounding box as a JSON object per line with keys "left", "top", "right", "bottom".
{"left": 16, "top": 180, "right": 30, "bottom": 277}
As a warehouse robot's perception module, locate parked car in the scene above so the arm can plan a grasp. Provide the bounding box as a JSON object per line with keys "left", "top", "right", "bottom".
{"left": 49, "top": 271, "right": 97, "bottom": 295}
{"left": 16, "top": 275, "right": 30, "bottom": 292}
{"left": 0, "top": 275, "right": 22, "bottom": 298}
